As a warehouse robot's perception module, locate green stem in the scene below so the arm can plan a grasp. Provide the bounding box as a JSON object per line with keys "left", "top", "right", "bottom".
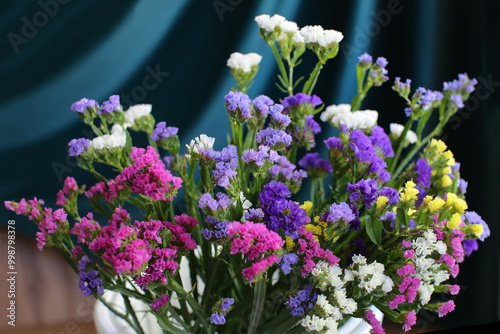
{"left": 303, "top": 61, "right": 324, "bottom": 96}
{"left": 123, "top": 294, "right": 145, "bottom": 334}
{"left": 270, "top": 43, "right": 289, "bottom": 89}
{"left": 247, "top": 280, "right": 267, "bottom": 334}
{"left": 99, "top": 298, "right": 141, "bottom": 332}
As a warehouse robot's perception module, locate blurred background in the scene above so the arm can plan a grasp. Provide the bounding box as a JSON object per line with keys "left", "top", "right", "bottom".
{"left": 1, "top": 0, "right": 499, "bottom": 333}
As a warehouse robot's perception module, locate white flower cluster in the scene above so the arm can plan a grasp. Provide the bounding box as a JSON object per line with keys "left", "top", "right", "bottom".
{"left": 320, "top": 104, "right": 378, "bottom": 130}
{"left": 185, "top": 134, "right": 215, "bottom": 159}
{"left": 344, "top": 255, "right": 394, "bottom": 294}
{"left": 304, "top": 261, "right": 359, "bottom": 333}
{"left": 299, "top": 25, "right": 344, "bottom": 47}
{"left": 389, "top": 123, "right": 418, "bottom": 145}
{"left": 91, "top": 124, "right": 127, "bottom": 150}
{"left": 226, "top": 52, "right": 262, "bottom": 73}
{"left": 254, "top": 14, "right": 343, "bottom": 48}
{"left": 410, "top": 230, "right": 450, "bottom": 305}
{"left": 123, "top": 104, "right": 152, "bottom": 128}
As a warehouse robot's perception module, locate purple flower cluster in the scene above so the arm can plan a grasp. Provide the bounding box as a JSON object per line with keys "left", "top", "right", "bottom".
{"left": 68, "top": 138, "right": 91, "bottom": 156}
{"left": 242, "top": 145, "right": 279, "bottom": 172}
{"left": 282, "top": 92, "right": 322, "bottom": 112}
{"left": 346, "top": 178, "right": 379, "bottom": 208}
{"left": 443, "top": 73, "right": 477, "bottom": 93}
{"left": 151, "top": 295, "right": 170, "bottom": 312}
{"left": 77, "top": 256, "right": 104, "bottom": 296}
{"left": 151, "top": 121, "right": 179, "bottom": 141}
{"left": 225, "top": 91, "right": 252, "bottom": 121}
{"left": 97, "top": 95, "right": 120, "bottom": 115}
{"left": 321, "top": 202, "right": 355, "bottom": 224}
{"left": 290, "top": 115, "right": 322, "bottom": 150}
{"left": 198, "top": 192, "right": 232, "bottom": 216}
{"left": 255, "top": 127, "right": 292, "bottom": 150}
{"left": 212, "top": 145, "right": 238, "bottom": 189}
{"left": 278, "top": 253, "right": 299, "bottom": 275}
{"left": 243, "top": 208, "right": 265, "bottom": 222}
{"left": 210, "top": 297, "right": 234, "bottom": 325}
{"left": 252, "top": 95, "right": 274, "bottom": 116}
{"left": 270, "top": 104, "right": 291, "bottom": 128}
{"left": 358, "top": 52, "right": 372, "bottom": 64}
{"left": 268, "top": 156, "right": 307, "bottom": 192}
{"left": 464, "top": 211, "right": 490, "bottom": 241}
{"left": 285, "top": 284, "right": 318, "bottom": 317}
{"left": 378, "top": 187, "right": 400, "bottom": 205}
{"left": 370, "top": 126, "right": 394, "bottom": 158}
{"left": 369, "top": 56, "right": 389, "bottom": 86}
{"left": 201, "top": 216, "right": 229, "bottom": 240}
{"left": 349, "top": 129, "right": 390, "bottom": 182}
{"left": 70, "top": 97, "right": 98, "bottom": 113}
{"left": 259, "top": 181, "right": 307, "bottom": 239}
{"left": 415, "top": 158, "right": 432, "bottom": 188}
{"left": 298, "top": 152, "right": 332, "bottom": 178}
{"left": 324, "top": 136, "right": 343, "bottom": 150}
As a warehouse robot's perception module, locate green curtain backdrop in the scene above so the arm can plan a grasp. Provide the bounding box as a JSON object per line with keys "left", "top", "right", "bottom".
{"left": 1, "top": 0, "right": 499, "bottom": 331}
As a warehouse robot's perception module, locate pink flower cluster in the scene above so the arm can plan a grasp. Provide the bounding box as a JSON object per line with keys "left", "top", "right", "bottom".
{"left": 71, "top": 213, "right": 101, "bottom": 245}
{"left": 151, "top": 295, "right": 170, "bottom": 312}
{"left": 134, "top": 214, "right": 198, "bottom": 289}
{"left": 56, "top": 176, "right": 79, "bottom": 206}
{"left": 364, "top": 309, "right": 385, "bottom": 334}
{"left": 88, "top": 207, "right": 152, "bottom": 275}
{"left": 121, "top": 146, "right": 183, "bottom": 201}
{"left": 85, "top": 178, "right": 127, "bottom": 203}
{"left": 227, "top": 221, "right": 285, "bottom": 282}
{"left": 296, "top": 229, "right": 339, "bottom": 277}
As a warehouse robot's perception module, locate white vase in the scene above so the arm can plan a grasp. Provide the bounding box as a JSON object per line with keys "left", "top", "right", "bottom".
{"left": 94, "top": 290, "right": 383, "bottom": 334}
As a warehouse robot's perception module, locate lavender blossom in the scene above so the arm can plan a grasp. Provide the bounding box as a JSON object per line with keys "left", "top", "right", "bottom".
{"left": 225, "top": 91, "right": 252, "bottom": 121}
{"left": 151, "top": 122, "right": 179, "bottom": 141}
{"left": 97, "top": 95, "right": 120, "bottom": 114}
{"left": 255, "top": 128, "right": 292, "bottom": 150}
{"left": 68, "top": 138, "right": 91, "bottom": 156}
{"left": 70, "top": 98, "right": 98, "bottom": 113}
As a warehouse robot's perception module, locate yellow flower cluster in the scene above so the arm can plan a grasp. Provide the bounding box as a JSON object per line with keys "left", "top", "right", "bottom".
{"left": 399, "top": 180, "right": 419, "bottom": 203}
{"left": 427, "top": 139, "right": 456, "bottom": 188}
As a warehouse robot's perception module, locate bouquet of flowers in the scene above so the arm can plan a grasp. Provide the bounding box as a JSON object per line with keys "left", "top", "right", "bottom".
{"left": 5, "top": 14, "right": 490, "bottom": 334}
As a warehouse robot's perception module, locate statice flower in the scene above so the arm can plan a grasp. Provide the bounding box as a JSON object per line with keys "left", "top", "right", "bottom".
{"left": 286, "top": 284, "right": 318, "bottom": 316}
{"left": 298, "top": 152, "right": 332, "bottom": 177}
{"left": 349, "top": 129, "right": 390, "bottom": 182}
{"left": 186, "top": 134, "right": 216, "bottom": 160}
{"left": 97, "top": 95, "right": 120, "bottom": 115}
{"left": 242, "top": 145, "right": 279, "bottom": 174}
{"left": 212, "top": 145, "right": 238, "bottom": 190}
{"left": 259, "top": 181, "right": 307, "bottom": 239}
{"left": 281, "top": 92, "right": 323, "bottom": 112}
{"left": 358, "top": 52, "right": 372, "bottom": 64}
{"left": 227, "top": 221, "right": 284, "bottom": 281}
{"left": 255, "top": 127, "right": 292, "bottom": 150}
{"left": 278, "top": 253, "right": 300, "bottom": 275}
{"left": 198, "top": 192, "right": 233, "bottom": 217}
{"left": 77, "top": 256, "right": 104, "bottom": 296}
{"left": 346, "top": 178, "right": 379, "bottom": 208}
{"left": 224, "top": 91, "right": 252, "bottom": 122}
{"left": 299, "top": 25, "right": 344, "bottom": 47}
{"left": 463, "top": 211, "right": 490, "bottom": 241}
{"left": 210, "top": 297, "right": 235, "bottom": 325}
{"left": 252, "top": 95, "right": 274, "bottom": 117}
{"left": 70, "top": 97, "right": 98, "bottom": 113}
{"left": 320, "top": 104, "right": 378, "bottom": 130}
{"left": 269, "top": 104, "right": 291, "bottom": 128}
{"left": 369, "top": 125, "right": 394, "bottom": 158}
{"left": 226, "top": 52, "right": 262, "bottom": 73}
{"left": 91, "top": 124, "right": 127, "bottom": 150}
{"left": 123, "top": 104, "right": 152, "bottom": 128}
{"left": 415, "top": 158, "right": 432, "bottom": 188}
{"left": 71, "top": 213, "right": 101, "bottom": 245}
{"left": 120, "top": 146, "right": 183, "bottom": 202}
{"left": 201, "top": 216, "right": 229, "bottom": 240}
{"left": 255, "top": 14, "right": 286, "bottom": 32}
{"left": 68, "top": 138, "right": 91, "bottom": 156}
{"left": 151, "top": 295, "right": 170, "bottom": 313}
{"left": 390, "top": 123, "right": 418, "bottom": 146}
{"left": 151, "top": 121, "right": 178, "bottom": 141}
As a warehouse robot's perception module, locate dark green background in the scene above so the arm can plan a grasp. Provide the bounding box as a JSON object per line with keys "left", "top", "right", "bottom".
{"left": 1, "top": 0, "right": 499, "bottom": 331}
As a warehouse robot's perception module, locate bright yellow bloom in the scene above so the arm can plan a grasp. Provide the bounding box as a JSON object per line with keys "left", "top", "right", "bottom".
{"left": 454, "top": 198, "right": 468, "bottom": 213}
{"left": 300, "top": 201, "right": 314, "bottom": 214}
{"left": 428, "top": 197, "right": 445, "bottom": 213}
{"left": 407, "top": 208, "right": 416, "bottom": 217}
{"left": 376, "top": 196, "right": 389, "bottom": 209}
{"left": 400, "top": 181, "right": 419, "bottom": 202}
{"left": 470, "top": 224, "right": 484, "bottom": 238}
{"left": 442, "top": 167, "right": 452, "bottom": 174}
{"left": 430, "top": 139, "right": 447, "bottom": 153}
{"left": 447, "top": 213, "right": 462, "bottom": 229}
{"left": 443, "top": 150, "right": 455, "bottom": 166}
{"left": 423, "top": 195, "right": 433, "bottom": 205}
{"left": 286, "top": 236, "right": 295, "bottom": 252}
{"left": 306, "top": 224, "right": 322, "bottom": 236}
{"left": 446, "top": 193, "right": 458, "bottom": 206}
{"left": 441, "top": 175, "right": 452, "bottom": 187}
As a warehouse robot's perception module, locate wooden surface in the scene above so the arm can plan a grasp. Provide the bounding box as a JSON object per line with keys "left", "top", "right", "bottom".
{"left": 0, "top": 230, "right": 96, "bottom": 333}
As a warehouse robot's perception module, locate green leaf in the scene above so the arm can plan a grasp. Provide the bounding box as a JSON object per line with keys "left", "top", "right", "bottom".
{"left": 416, "top": 109, "right": 433, "bottom": 141}
{"left": 395, "top": 208, "right": 407, "bottom": 234}
{"left": 156, "top": 313, "right": 191, "bottom": 334}
{"left": 365, "top": 214, "right": 382, "bottom": 248}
